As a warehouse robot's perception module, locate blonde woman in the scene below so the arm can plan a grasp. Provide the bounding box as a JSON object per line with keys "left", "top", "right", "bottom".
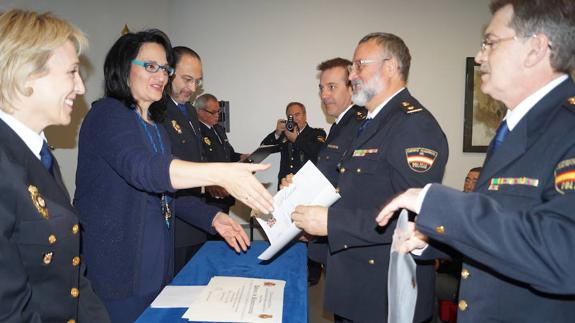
{"left": 0, "top": 9, "right": 110, "bottom": 322}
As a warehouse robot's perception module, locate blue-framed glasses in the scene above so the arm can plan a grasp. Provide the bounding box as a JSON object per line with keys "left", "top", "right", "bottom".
{"left": 131, "top": 59, "right": 174, "bottom": 76}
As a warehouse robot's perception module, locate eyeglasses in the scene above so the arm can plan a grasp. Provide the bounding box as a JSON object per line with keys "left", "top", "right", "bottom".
{"left": 131, "top": 59, "right": 175, "bottom": 76}
{"left": 480, "top": 34, "right": 542, "bottom": 53}
{"left": 348, "top": 58, "right": 390, "bottom": 73}
{"left": 180, "top": 75, "right": 203, "bottom": 87}
{"left": 201, "top": 108, "right": 220, "bottom": 116}
{"left": 480, "top": 36, "right": 518, "bottom": 52}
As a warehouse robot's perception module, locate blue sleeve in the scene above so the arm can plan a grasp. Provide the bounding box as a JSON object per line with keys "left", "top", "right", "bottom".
{"left": 82, "top": 98, "right": 175, "bottom": 193}
{"left": 175, "top": 194, "right": 219, "bottom": 234}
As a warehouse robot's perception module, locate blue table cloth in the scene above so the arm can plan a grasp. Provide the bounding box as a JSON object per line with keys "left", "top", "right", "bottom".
{"left": 136, "top": 241, "right": 307, "bottom": 323}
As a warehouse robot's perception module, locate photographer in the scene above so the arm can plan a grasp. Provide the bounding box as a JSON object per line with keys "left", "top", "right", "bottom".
{"left": 261, "top": 102, "right": 326, "bottom": 188}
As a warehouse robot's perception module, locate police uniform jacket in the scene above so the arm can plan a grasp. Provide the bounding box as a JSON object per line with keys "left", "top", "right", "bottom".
{"left": 417, "top": 77, "right": 575, "bottom": 322}
{"left": 161, "top": 99, "right": 219, "bottom": 249}
{"left": 0, "top": 119, "right": 110, "bottom": 322}
{"left": 308, "top": 105, "right": 366, "bottom": 265}
{"left": 261, "top": 124, "right": 326, "bottom": 183}
{"left": 326, "top": 89, "right": 448, "bottom": 322}
{"left": 199, "top": 122, "right": 241, "bottom": 211}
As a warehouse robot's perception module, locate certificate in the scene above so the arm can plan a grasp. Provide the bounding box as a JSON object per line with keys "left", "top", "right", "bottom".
{"left": 256, "top": 161, "right": 340, "bottom": 260}
{"left": 182, "top": 276, "right": 285, "bottom": 323}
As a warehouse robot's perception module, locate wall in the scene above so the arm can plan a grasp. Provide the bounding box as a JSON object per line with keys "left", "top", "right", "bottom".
{"left": 3, "top": 0, "right": 491, "bottom": 214}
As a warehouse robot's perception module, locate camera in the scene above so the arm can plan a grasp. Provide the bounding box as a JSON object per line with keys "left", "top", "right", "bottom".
{"left": 286, "top": 115, "right": 295, "bottom": 132}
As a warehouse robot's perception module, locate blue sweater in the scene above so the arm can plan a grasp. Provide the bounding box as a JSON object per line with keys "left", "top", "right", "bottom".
{"left": 75, "top": 97, "right": 215, "bottom": 299}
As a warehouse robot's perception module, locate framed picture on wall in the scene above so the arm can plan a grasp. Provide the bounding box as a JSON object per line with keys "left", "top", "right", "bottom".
{"left": 463, "top": 57, "right": 507, "bottom": 152}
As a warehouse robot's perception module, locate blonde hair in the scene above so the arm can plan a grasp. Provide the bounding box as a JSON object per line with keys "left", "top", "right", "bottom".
{"left": 0, "top": 9, "right": 87, "bottom": 112}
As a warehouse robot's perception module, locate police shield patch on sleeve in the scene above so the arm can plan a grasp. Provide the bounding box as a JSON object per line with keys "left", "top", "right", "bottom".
{"left": 555, "top": 158, "right": 575, "bottom": 194}
{"left": 405, "top": 147, "right": 438, "bottom": 172}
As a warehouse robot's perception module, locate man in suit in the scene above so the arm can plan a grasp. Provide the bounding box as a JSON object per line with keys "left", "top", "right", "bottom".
{"left": 308, "top": 57, "right": 366, "bottom": 285}
{"left": 261, "top": 102, "right": 326, "bottom": 188}
{"left": 196, "top": 93, "right": 245, "bottom": 213}
{"left": 160, "top": 47, "right": 222, "bottom": 273}
{"left": 376, "top": 1, "right": 575, "bottom": 322}
{"left": 292, "top": 33, "right": 448, "bottom": 322}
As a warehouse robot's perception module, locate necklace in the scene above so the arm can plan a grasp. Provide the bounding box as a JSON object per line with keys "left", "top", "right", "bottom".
{"left": 134, "top": 109, "right": 172, "bottom": 229}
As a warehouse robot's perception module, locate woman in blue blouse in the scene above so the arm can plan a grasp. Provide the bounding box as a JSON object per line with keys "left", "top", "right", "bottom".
{"left": 74, "top": 29, "right": 273, "bottom": 322}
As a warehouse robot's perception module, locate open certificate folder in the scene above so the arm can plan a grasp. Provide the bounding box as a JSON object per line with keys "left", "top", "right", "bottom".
{"left": 256, "top": 161, "right": 341, "bottom": 260}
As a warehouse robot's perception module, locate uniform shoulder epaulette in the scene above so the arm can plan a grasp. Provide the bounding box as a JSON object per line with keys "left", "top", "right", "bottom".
{"left": 400, "top": 101, "right": 423, "bottom": 114}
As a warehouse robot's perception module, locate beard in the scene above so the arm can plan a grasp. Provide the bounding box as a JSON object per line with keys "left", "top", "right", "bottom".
{"left": 351, "top": 74, "right": 383, "bottom": 106}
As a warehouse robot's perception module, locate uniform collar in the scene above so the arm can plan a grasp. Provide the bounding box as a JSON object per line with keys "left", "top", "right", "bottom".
{"left": 505, "top": 74, "right": 568, "bottom": 131}
{"left": 367, "top": 87, "right": 405, "bottom": 119}
{"left": 0, "top": 109, "right": 46, "bottom": 160}
{"left": 335, "top": 104, "right": 355, "bottom": 124}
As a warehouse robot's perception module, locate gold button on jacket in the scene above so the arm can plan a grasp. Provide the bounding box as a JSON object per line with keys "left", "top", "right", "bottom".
{"left": 72, "top": 224, "right": 79, "bottom": 234}
{"left": 435, "top": 225, "right": 445, "bottom": 234}
{"left": 70, "top": 287, "right": 79, "bottom": 298}
{"left": 458, "top": 300, "right": 468, "bottom": 311}
{"left": 72, "top": 256, "right": 81, "bottom": 267}
{"left": 461, "top": 268, "right": 470, "bottom": 279}
{"left": 48, "top": 234, "right": 57, "bottom": 244}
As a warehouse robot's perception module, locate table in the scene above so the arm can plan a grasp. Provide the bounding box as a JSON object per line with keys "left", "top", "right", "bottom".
{"left": 136, "top": 241, "right": 307, "bottom": 322}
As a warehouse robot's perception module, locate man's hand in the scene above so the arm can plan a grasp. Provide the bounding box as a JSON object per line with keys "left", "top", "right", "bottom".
{"left": 275, "top": 119, "right": 287, "bottom": 136}
{"left": 279, "top": 173, "right": 294, "bottom": 189}
{"left": 283, "top": 127, "right": 298, "bottom": 142}
{"left": 375, "top": 188, "right": 422, "bottom": 227}
{"left": 212, "top": 212, "right": 250, "bottom": 253}
{"left": 206, "top": 185, "right": 230, "bottom": 199}
{"left": 392, "top": 220, "right": 428, "bottom": 253}
{"left": 291, "top": 205, "right": 328, "bottom": 236}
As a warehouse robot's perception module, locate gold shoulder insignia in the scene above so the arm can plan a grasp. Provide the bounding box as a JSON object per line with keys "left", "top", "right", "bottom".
{"left": 355, "top": 109, "right": 367, "bottom": 120}
{"left": 401, "top": 101, "right": 422, "bottom": 114}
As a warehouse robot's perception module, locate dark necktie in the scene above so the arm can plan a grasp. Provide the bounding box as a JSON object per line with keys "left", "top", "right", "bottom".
{"left": 327, "top": 122, "right": 337, "bottom": 140}
{"left": 491, "top": 120, "right": 509, "bottom": 153}
{"left": 178, "top": 103, "right": 189, "bottom": 118}
{"left": 212, "top": 126, "right": 223, "bottom": 144}
{"left": 40, "top": 141, "right": 54, "bottom": 174}
{"left": 356, "top": 118, "right": 372, "bottom": 137}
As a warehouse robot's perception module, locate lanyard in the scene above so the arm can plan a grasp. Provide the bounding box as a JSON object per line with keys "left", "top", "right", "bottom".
{"left": 134, "top": 110, "right": 172, "bottom": 229}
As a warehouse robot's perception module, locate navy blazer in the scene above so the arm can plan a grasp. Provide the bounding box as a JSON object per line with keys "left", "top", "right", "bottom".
{"left": 326, "top": 89, "right": 448, "bottom": 322}
{"left": 75, "top": 98, "right": 215, "bottom": 299}
{"left": 418, "top": 78, "right": 575, "bottom": 322}
{"left": 199, "top": 122, "right": 241, "bottom": 212}
{"left": 0, "top": 120, "right": 109, "bottom": 322}
{"left": 161, "top": 98, "right": 219, "bottom": 248}
{"left": 308, "top": 105, "right": 366, "bottom": 265}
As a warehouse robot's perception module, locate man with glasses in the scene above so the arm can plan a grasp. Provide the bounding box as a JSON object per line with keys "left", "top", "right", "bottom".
{"left": 376, "top": 1, "right": 575, "bottom": 322}
{"left": 261, "top": 102, "right": 326, "bottom": 189}
{"left": 160, "top": 47, "right": 224, "bottom": 273}
{"left": 196, "top": 93, "right": 245, "bottom": 213}
{"left": 291, "top": 33, "right": 448, "bottom": 323}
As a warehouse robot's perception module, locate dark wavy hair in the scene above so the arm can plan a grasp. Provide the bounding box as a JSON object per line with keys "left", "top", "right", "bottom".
{"left": 103, "top": 29, "right": 173, "bottom": 122}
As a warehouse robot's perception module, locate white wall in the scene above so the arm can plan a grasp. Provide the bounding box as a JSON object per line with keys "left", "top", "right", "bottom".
{"left": 3, "top": 0, "right": 491, "bottom": 199}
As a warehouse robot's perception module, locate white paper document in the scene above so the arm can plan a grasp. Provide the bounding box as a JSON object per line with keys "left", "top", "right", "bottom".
{"left": 183, "top": 276, "right": 285, "bottom": 323}
{"left": 387, "top": 209, "right": 418, "bottom": 323}
{"left": 150, "top": 285, "right": 204, "bottom": 308}
{"left": 256, "top": 161, "right": 341, "bottom": 260}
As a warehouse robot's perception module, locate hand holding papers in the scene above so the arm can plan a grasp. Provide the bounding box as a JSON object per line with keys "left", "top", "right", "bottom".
{"left": 183, "top": 276, "right": 285, "bottom": 323}
{"left": 387, "top": 210, "right": 418, "bottom": 323}
{"left": 256, "top": 161, "right": 341, "bottom": 260}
